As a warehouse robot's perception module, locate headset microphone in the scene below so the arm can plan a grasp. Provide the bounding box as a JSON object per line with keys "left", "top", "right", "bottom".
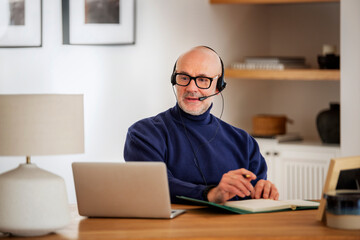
{"left": 198, "top": 88, "right": 224, "bottom": 101}
{"left": 198, "top": 92, "right": 219, "bottom": 101}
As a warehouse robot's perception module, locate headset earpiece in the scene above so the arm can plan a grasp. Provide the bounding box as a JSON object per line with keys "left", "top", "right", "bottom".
{"left": 171, "top": 61, "right": 177, "bottom": 86}
{"left": 216, "top": 58, "right": 226, "bottom": 92}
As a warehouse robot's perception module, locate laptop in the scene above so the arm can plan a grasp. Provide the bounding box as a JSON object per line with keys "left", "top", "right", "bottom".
{"left": 72, "top": 161, "right": 185, "bottom": 219}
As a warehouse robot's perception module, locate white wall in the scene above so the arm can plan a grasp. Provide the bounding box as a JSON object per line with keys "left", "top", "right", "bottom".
{"left": 0, "top": 0, "right": 266, "bottom": 203}
{"left": 340, "top": 0, "right": 360, "bottom": 156}
{"left": 0, "top": 0, "right": 342, "bottom": 203}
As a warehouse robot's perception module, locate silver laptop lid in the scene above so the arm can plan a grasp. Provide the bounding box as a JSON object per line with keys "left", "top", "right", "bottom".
{"left": 72, "top": 161, "right": 183, "bottom": 218}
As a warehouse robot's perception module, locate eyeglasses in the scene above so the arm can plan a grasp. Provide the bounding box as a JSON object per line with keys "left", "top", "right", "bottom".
{"left": 173, "top": 73, "right": 219, "bottom": 89}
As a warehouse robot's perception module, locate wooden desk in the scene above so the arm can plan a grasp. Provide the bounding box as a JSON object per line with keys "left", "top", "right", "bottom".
{"left": 1, "top": 204, "right": 359, "bottom": 240}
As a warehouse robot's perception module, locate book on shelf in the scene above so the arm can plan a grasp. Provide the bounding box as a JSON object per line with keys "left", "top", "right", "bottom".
{"left": 244, "top": 56, "right": 306, "bottom": 64}
{"left": 275, "top": 133, "right": 303, "bottom": 142}
{"left": 231, "top": 62, "right": 309, "bottom": 70}
{"left": 253, "top": 133, "right": 303, "bottom": 143}
{"left": 231, "top": 56, "right": 308, "bottom": 70}
{"left": 177, "top": 196, "right": 319, "bottom": 214}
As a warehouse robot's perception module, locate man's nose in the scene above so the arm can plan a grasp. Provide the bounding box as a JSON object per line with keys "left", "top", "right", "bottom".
{"left": 186, "top": 79, "right": 198, "bottom": 91}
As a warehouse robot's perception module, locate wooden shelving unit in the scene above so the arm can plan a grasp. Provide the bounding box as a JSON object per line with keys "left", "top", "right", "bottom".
{"left": 212, "top": 0, "right": 340, "bottom": 81}
{"left": 210, "top": 0, "right": 339, "bottom": 4}
{"left": 225, "top": 68, "right": 340, "bottom": 81}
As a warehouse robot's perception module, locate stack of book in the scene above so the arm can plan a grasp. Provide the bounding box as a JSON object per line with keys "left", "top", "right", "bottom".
{"left": 253, "top": 132, "right": 303, "bottom": 143}
{"left": 231, "top": 56, "right": 308, "bottom": 70}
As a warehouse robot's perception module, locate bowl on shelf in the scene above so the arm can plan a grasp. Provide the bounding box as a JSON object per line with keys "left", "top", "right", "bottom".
{"left": 252, "top": 114, "right": 293, "bottom": 137}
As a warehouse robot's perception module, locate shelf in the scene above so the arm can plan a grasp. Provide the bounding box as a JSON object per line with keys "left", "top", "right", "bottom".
{"left": 225, "top": 68, "right": 340, "bottom": 81}
{"left": 255, "top": 138, "right": 340, "bottom": 149}
{"left": 210, "top": 0, "right": 339, "bottom": 4}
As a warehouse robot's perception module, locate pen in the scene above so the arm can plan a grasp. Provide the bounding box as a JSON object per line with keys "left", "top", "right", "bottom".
{"left": 231, "top": 174, "right": 252, "bottom": 179}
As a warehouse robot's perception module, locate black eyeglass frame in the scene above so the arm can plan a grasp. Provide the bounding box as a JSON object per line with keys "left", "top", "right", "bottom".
{"left": 173, "top": 73, "right": 219, "bottom": 89}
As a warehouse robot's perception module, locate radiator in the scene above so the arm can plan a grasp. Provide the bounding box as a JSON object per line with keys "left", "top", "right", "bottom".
{"left": 282, "top": 160, "right": 328, "bottom": 200}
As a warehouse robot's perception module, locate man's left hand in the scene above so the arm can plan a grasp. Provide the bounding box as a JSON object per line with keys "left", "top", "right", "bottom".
{"left": 251, "top": 179, "right": 279, "bottom": 200}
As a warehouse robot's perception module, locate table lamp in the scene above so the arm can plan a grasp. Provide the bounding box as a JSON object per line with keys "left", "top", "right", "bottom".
{"left": 0, "top": 94, "right": 84, "bottom": 237}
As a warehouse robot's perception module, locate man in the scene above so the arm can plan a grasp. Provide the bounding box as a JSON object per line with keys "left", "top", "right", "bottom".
{"left": 124, "top": 46, "right": 279, "bottom": 204}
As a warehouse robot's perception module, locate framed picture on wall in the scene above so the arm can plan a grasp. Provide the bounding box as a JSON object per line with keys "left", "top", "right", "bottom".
{"left": 317, "top": 156, "right": 360, "bottom": 222}
{"left": 0, "top": 0, "right": 42, "bottom": 47}
{"left": 62, "top": 0, "right": 136, "bottom": 45}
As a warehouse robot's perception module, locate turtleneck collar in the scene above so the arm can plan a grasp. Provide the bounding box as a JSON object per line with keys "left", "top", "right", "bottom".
{"left": 171, "top": 103, "right": 213, "bottom": 125}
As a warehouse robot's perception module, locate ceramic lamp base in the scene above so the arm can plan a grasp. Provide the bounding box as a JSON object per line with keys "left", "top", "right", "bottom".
{"left": 0, "top": 163, "right": 70, "bottom": 237}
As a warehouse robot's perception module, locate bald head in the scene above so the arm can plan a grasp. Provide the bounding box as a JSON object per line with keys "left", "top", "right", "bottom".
{"left": 175, "top": 46, "right": 222, "bottom": 78}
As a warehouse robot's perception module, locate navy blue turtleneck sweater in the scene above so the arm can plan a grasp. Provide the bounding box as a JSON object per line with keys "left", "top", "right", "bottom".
{"left": 124, "top": 104, "right": 267, "bottom": 203}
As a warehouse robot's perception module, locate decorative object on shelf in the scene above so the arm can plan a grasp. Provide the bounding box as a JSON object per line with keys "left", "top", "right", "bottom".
{"left": 324, "top": 190, "right": 360, "bottom": 230}
{"left": 0, "top": 0, "right": 42, "bottom": 47}
{"left": 252, "top": 114, "right": 293, "bottom": 137}
{"left": 0, "top": 94, "right": 84, "bottom": 237}
{"left": 316, "top": 102, "right": 340, "bottom": 144}
{"left": 62, "top": 0, "right": 135, "bottom": 45}
{"left": 317, "top": 44, "right": 340, "bottom": 69}
{"left": 231, "top": 56, "right": 308, "bottom": 70}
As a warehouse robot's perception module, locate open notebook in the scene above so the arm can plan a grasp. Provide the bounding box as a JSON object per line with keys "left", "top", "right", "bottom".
{"left": 177, "top": 196, "right": 319, "bottom": 214}
{"left": 72, "top": 162, "right": 185, "bottom": 219}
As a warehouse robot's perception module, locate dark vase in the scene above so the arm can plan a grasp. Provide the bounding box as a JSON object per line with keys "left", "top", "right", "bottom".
{"left": 317, "top": 54, "right": 340, "bottom": 69}
{"left": 316, "top": 103, "right": 340, "bottom": 144}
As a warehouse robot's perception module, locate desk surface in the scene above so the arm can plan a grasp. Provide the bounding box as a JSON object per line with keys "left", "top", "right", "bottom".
{"left": 1, "top": 204, "right": 359, "bottom": 240}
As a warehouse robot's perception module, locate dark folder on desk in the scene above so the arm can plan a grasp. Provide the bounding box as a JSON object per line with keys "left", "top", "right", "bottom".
{"left": 177, "top": 196, "right": 319, "bottom": 214}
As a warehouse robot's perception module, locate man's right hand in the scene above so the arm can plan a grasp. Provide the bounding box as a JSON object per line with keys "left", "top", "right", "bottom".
{"left": 206, "top": 168, "right": 257, "bottom": 204}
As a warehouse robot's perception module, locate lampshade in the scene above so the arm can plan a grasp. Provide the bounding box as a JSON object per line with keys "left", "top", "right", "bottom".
{"left": 0, "top": 94, "right": 84, "bottom": 156}
{"left": 0, "top": 94, "right": 84, "bottom": 237}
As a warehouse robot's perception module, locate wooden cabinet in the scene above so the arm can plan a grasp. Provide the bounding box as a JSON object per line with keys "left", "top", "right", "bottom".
{"left": 257, "top": 139, "right": 340, "bottom": 200}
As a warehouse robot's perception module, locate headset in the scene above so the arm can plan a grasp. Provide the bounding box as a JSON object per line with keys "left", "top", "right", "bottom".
{"left": 171, "top": 46, "right": 227, "bottom": 93}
